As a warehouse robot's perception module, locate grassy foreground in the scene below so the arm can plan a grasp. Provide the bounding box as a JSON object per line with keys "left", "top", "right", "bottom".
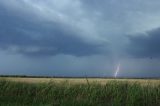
{"left": 0, "top": 79, "right": 160, "bottom": 106}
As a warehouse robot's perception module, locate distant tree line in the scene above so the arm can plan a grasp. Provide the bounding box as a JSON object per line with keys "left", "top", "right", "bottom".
{"left": 0, "top": 75, "right": 159, "bottom": 79}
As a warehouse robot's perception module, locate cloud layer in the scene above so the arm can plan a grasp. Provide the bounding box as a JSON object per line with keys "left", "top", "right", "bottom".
{"left": 0, "top": 0, "right": 160, "bottom": 77}
{"left": 0, "top": 1, "right": 107, "bottom": 56}
{"left": 127, "top": 28, "right": 160, "bottom": 58}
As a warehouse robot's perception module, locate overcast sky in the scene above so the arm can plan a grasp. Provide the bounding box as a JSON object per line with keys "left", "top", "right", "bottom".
{"left": 0, "top": 0, "right": 160, "bottom": 77}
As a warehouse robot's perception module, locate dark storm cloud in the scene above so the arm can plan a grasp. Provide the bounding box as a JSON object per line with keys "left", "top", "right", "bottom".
{"left": 0, "top": 5, "right": 106, "bottom": 56}
{"left": 127, "top": 28, "right": 160, "bottom": 58}
{"left": 0, "top": 0, "right": 160, "bottom": 77}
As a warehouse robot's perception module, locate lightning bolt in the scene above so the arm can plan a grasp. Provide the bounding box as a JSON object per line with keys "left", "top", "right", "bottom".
{"left": 114, "top": 63, "right": 120, "bottom": 78}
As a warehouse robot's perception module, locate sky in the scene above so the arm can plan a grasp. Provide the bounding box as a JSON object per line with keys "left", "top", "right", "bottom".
{"left": 0, "top": 0, "right": 160, "bottom": 77}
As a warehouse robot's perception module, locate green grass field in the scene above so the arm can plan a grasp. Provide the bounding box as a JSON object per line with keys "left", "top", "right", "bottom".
{"left": 0, "top": 78, "right": 160, "bottom": 106}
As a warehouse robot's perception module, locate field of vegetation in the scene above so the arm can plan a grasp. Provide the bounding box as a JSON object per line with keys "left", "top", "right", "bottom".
{"left": 0, "top": 78, "right": 160, "bottom": 106}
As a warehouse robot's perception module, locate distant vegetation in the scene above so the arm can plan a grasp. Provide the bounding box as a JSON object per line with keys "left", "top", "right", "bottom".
{"left": 0, "top": 79, "right": 160, "bottom": 106}
{"left": 0, "top": 75, "right": 160, "bottom": 79}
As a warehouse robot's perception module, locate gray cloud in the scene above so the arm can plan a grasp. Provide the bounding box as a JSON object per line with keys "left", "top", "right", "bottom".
{"left": 0, "top": 0, "right": 160, "bottom": 77}
{"left": 0, "top": 4, "right": 107, "bottom": 56}
{"left": 127, "top": 28, "right": 160, "bottom": 58}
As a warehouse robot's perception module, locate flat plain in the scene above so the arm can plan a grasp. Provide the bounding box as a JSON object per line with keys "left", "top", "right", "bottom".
{"left": 0, "top": 77, "right": 160, "bottom": 106}
{"left": 1, "top": 77, "right": 160, "bottom": 86}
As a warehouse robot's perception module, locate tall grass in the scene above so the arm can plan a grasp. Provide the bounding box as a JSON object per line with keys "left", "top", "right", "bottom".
{"left": 0, "top": 80, "right": 159, "bottom": 106}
